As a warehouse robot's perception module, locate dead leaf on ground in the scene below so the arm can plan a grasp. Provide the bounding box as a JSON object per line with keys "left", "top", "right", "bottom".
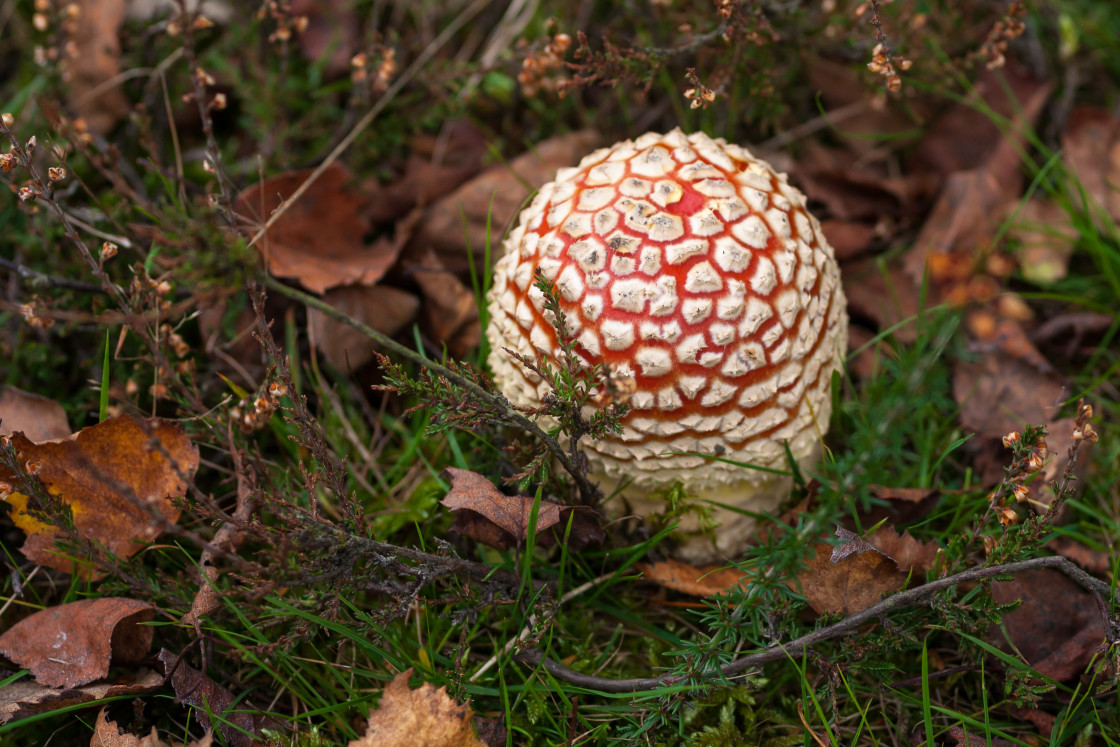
{"left": 440, "top": 468, "right": 603, "bottom": 550}
{"left": 1009, "top": 198, "right": 1078, "bottom": 285}
{"left": 350, "top": 668, "right": 483, "bottom": 747}
{"left": 0, "top": 598, "right": 155, "bottom": 689}
{"left": 953, "top": 352, "right": 1065, "bottom": 440}
{"left": 409, "top": 130, "right": 601, "bottom": 274}
{"left": 365, "top": 121, "right": 491, "bottom": 224}
{"left": 290, "top": 0, "right": 358, "bottom": 78}
{"left": 860, "top": 484, "right": 941, "bottom": 527}
{"left": 989, "top": 568, "right": 1106, "bottom": 681}
{"left": 405, "top": 249, "right": 481, "bottom": 357}
{"left": 637, "top": 558, "right": 748, "bottom": 597}
{"left": 65, "top": 0, "right": 130, "bottom": 135}
{"left": 0, "top": 669, "right": 162, "bottom": 726}
{"left": 234, "top": 163, "right": 397, "bottom": 295}
{"left": 905, "top": 74, "right": 1052, "bottom": 289}
{"left": 157, "top": 649, "right": 261, "bottom": 747}
{"left": 938, "top": 725, "right": 1016, "bottom": 747}
{"left": 910, "top": 65, "right": 1050, "bottom": 180}
{"left": 0, "top": 387, "right": 71, "bottom": 442}
{"left": 1, "top": 414, "right": 199, "bottom": 577}
{"left": 842, "top": 257, "right": 922, "bottom": 344}
{"left": 1062, "top": 107, "right": 1120, "bottom": 223}
{"left": 798, "top": 526, "right": 939, "bottom": 615}
{"left": 308, "top": 285, "right": 420, "bottom": 372}
{"left": 797, "top": 540, "right": 905, "bottom": 615}
{"left": 92, "top": 706, "right": 213, "bottom": 747}
{"left": 1047, "top": 536, "right": 1113, "bottom": 577}
{"left": 818, "top": 219, "right": 879, "bottom": 260}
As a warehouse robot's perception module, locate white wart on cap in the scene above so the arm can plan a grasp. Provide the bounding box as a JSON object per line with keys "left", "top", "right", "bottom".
{"left": 486, "top": 129, "right": 848, "bottom": 559}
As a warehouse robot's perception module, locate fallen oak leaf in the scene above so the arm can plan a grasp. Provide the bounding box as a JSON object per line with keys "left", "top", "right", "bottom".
{"left": 440, "top": 468, "right": 602, "bottom": 550}
{"left": 796, "top": 524, "right": 941, "bottom": 616}
{"left": 349, "top": 668, "right": 483, "bottom": 747}
{"left": 409, "top": 130, "right": 601, "bottom": 274}
{"left": 0, "top": 414, "right": 199, "bottom": 578}
{"left": 0, "top": 668, "right": 163, "bottom": 726}
{"left": 234, "top": 163, "right": 397, "bottom": 295}
{"left": 157, "top": 649, "right": 262, "bottom": 747}
{"left": 0, "top": 386, "right": 71, "bottom": 442}
{"left": 0, "top": 598, "right": 155, "bottom": 689}
{"left": 989, "top": 568, "right": 1107, "bottom": 681}
{"left": 637, "top": 558, "right": 748, "bottom": 597}
{"left": 92, "top": 706, "right": 212, "bottom": 747}
{"left": 65, "top": 0, "right": 131, "bottom": 135}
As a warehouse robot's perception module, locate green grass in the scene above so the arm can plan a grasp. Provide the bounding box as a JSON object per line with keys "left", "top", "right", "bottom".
{"left": 1, "top": 0, "right": 1120, "bottom": 745}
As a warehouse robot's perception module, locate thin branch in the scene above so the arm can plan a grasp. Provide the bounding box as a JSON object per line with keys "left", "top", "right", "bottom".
{"left": 515, "top": 555, "right": 1114, "bottom": 693}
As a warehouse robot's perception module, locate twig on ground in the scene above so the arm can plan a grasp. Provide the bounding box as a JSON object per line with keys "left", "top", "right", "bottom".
{"left": 515, "top": 554, "right": 1114, "bottom": 693}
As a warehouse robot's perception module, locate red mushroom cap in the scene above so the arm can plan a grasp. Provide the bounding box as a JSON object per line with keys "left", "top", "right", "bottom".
{"left": 487, "top": 129, "right": 847, "bottom": 506}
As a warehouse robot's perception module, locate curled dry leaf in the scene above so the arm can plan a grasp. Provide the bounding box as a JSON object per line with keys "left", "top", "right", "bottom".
{"left": 157, "top": 649, "right": 260, "bottom": 747}
{"left": 0, "top": 386, "right": 71, "bottom": 442}
{"left": 409, "top": 130, "right": 601, "bottom": 274}
{"left": 440, "top": 468, "right": 602, "bottom": 550}
{"left": 0, "top": 669, "right": 162, "bottom": 726}
{"left": 349, "top": 668, "right": 483, "bottom": 747}
{"left": 290, "top": 0, "right": 359, "bottom": 78}
{"left": 234, "top": 163, "right": 398, "bottom": 295}
{"left": 798, "top": 541, "right": 905, "bottom": 615}
{"left": 0, "top": 598, "right": 155, "bottom": 689}
{"left": 989, "top": 568, "right": 1107, "bottom": 681}
{"left": 405, "top": 249, "right": 480, "bottom": 357}
{"left": 307, "top": 284, "right": 420, "bottom": 372}
{"left": 66, "top": 0, "right": 131, "bottom": 135}
{"left": 637, "top": 558, "right": 747, "bottom": 597}
{"left": 842, "top": 258, "right": 921, "bottom": 344}
{"left": 799, "top": 526, "right": 940, "bottom": 615}
{"left": 92, "top": 706, "right": 210, "bottom": 747}
{"left": 1, "top": 414, "right": 199, "bottom": 577}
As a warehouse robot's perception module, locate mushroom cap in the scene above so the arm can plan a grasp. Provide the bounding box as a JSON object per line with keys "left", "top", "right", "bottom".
{"left": 486, "top": 129, "right": 847, "bottom": 505}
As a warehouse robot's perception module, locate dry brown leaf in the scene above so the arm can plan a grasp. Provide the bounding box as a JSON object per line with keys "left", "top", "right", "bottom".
{"left": 290, "top": 0, "right": 358, "bottom": 78}
{"left": 440, "top": 468, "right": 602, "bottom": 550}
{"left": 0, "top": 669, "right": 162, "bottom": 726}
{"left": 940, "top": 725, "right": 1016, "bottom": 747}
{"left": 797, "top": 539, "right": 905, "bottom": 615}
{"left": 817, "top": 219, "right": 877, "bottom": 260}
{"left": 409, "top": 130, "right": 601, "bottom": 274}
{"left": 906, "top": 74, "right": 1052, "bottom": 287}
{"left": 637, "top": 558, "right": 748, "bottom": 597}
{"left": 407, "top": 249, "right": 480, "bottom": 357}
{"left": 350, "top": 668, "right": 483, "bottom": 747}
{"left": 92, "top": 707, "right": 179, "bottom": 747}
{"left": 1062, "top": 107, "right": 1120, "bottom": 223}
{"left": 0, "top": 387, "right": 71, "bottom": 442}
{"left": 307, "top": 285, "right": 420, "bottom": 372}
{"left": 864, "top": 526, "right": 941, "bottom": 574}
{"left": 66, "top": 0, "right": 130, "bottom": 134}
{"left": 990, "top": 568, "right": 1106, "bottom": 681}
{"left": 842, "top": 257, "right": 921, "bottom": 344}
{"left": 157, "top": 649, "right": 260, "bottom": 747}
{"left": 952, "top": 353, "right": 1064, "bottom": 440}
{"left": 366, "top": 121, "right": 490, "bottom": 225}
{"left": 910, "top": 65, "right": 1050, "bottom": 180}
{"left": 0, "top": 415, "right": 198, "bottom": 577}
{"left": 1010, "top": 198, "right": 1078, "bottom": 285}
{"left": 1046, "top": 536, "right": 1112, "bottom": 576}
{"left": 235, "top": 163, "right": 398, "bottom": 294}
{"left": 0, "top": 598, "right": 154, "bottom": 689}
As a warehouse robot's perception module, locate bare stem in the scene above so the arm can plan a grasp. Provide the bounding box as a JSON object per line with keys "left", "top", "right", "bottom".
{"left": 515, "top": 554, "right": 1114, "bottom": 693}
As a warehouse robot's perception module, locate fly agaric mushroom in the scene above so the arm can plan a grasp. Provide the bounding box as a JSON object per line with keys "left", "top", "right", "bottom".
{"left": 486, "top": 129, "right": 847, "bottom": 560}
